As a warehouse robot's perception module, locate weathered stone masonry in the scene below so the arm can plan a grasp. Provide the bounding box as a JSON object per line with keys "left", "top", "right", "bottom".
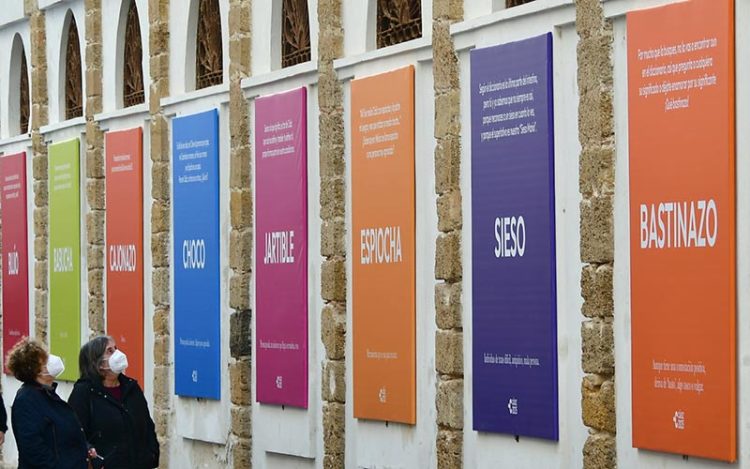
{"left": 147, "top": 0, "right": 172, "bottom": 466}
{"left": 318, "top": 0, "right": 346, "bottom": 468}
{"left": 228, "top": 0, "right": 253, "bottom": 467}
{"left": 576, "top": 1, "right": 617, "bottom": 468}
{"left": 433, "top": 0, "right": 464, "bottom": 467}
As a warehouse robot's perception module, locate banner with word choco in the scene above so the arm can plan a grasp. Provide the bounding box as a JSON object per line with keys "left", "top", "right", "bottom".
{"left": 1, "top": 152, "right": 29, "bottom": 370}
{"left": 628, "top": 0, "right": 735, "bottom": 460}
{"left": 106, "top": 127, "right": 144, "bottom": 385}
{"left": 352, "top": 66, "right": 416, "bottom": 423}
{"left": 173, "top": 110, "right": 221, "bottom": 399}
{"left": 49, "top": 139, "right": 82, "bottom": 381}
{"left": 470, "top": 33, "right": 558, "bottom": 439}
{"left": 255, "top": 87, "right": 309, "bottom": 407}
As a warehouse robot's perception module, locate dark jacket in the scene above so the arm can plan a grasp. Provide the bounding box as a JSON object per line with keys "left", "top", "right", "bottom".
{"left": 11, "top": 382, "right": 89, "bottom": 469}
{"left": 68, "top": 374, "right": 159, "bottom": 469}
{"left": 0, "top": 392, "right": 7, "bottom": 433}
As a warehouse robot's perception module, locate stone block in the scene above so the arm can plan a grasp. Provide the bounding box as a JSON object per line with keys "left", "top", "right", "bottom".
{"left": 321, "top": 303, "right": 346, "bottom": 360}
{"left": 229, "top": 272, "right": 251, "bottom": 311}
{"left": 322, "top": 360, "right": 346, "bottom": 403}
{"left": 435, "top": 282, "right": 462, "bottom": 330}
{"left": 230, "top": 309, "right": 252, "bottom": 359}
{"left": 581, "top": 319, "right": 614, "bottom": 375}
{"left": 582, "top": 433, "right": 616, "bottom": 469}
{"left": 153, "top": 334, "right": 170, "bottom": 366}
{"left": 436, "top": 378, "right": 463, "bottom": 430}
{"left": 229, "top": 359, "right": 252, "bottom": 406}
{"left": 432, "top": 21, "right": 459, "bottom": 93}
{"left": 152, "top": 267, "right": 170, "bottom": 306}
{"left": 86, "top": 211, "right": 105, "bottom": 244}
{"left": 435, "top": 137, "right": 460, "bottom": 195}
{"left": 437, "top": 190, "right": 462, "bottom": 233}
{"left": 151, "top": 162, "right": 170, "bottom": 201}
{"left": 320, "top": 177, "right": 345, "bottom": 220}
{"left": 229, "top": 228, "right": 252, "bottom": 272}
{"left": 582, "top": 376, "right": 616, "bottom": 433}
{"left": 87, "top": 244, "right": 103, "bottom": 269}
{"left": 436, "top": 429, "right": 462, "bottom": 469}
{"left": 321, "top": 217, "right": 345, "bottom": 259}
{"left": 435, "top": 89, "right": 460, "bottom": 139}
{"left": 322, "top": 402, "right": 345, "bottom": 455}
{"left": 151, "top": 200, "right": 170, "bottom": 234}
{"left": 580, "top": 195, "right": 614, "bottom": 264}
{"left": 151, "top": 232, "right": 170, "bottom": 268}
{"left": 230, "top": 189, "right": 252, "bottom": 230}
{"left": 321, "top": 258, "right": 346, "bottom": 302}
{"left": 579, "top": 145, "right": 614, "bottom": 197}
{"left": 436, "top": 330, "right": 463, "bottom": 376}
{"left": 232, "top": 437, "right": 252, "bottom": 469}
{"left": 581, "top": 264, "right": 613, "bottom": 318}
{"left": 435, "top": 232, "right": 462, "bottom": 282}
{"left": 152, "top": 306, "right": 170, "bottom": 336}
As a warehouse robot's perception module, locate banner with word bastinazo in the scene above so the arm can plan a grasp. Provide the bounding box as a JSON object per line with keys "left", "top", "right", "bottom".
{"left": 352, "top": 66, "right": 416, "bottom": 424}
{"left": 255, "top": 87, "right": 308, "bottom": 407}
{"left": 628, "top": 0, "right": 735, "bottom": 461}
{"left": 106, "top": 128, "right": 144, "bottom": 385}
{"left": 173, "top": 110, "right": 221, "bottom": 399}
{"left": 49, "top": 139, "right": 81, "bottom": 381}
{"left": 1, "top": 152, "right": 29, "bottom": 370}
{"left": 470, "top": 34, "right": 558, "bottom": 439}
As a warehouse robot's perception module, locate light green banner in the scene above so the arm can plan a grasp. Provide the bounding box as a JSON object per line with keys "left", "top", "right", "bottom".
{"left": 49, "top": 138, "right": 81, "bottom": 381}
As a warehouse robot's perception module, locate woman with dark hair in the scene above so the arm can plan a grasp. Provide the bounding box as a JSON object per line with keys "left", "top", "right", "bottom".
{"left": 68, "top": 335, "right": 159, "bottom": 469}
{"left": 6, "top": 337, "right": 91, "bottom": 469}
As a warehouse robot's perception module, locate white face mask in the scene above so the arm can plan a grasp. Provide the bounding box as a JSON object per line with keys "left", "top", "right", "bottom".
{"left": 107, "top": 349, "right": 128, "bottom": 374}
{"left": 45, "top": 354, "right": 65, "bottom": 378}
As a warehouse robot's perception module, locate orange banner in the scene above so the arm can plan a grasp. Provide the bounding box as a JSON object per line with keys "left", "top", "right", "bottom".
{"left": 628, "top": 0, "right": 735, "bottom": 460}
{"left": 105, "top": 128, "right": 144, "bottom": 385}
{"left": 351, "top": 66, "right": 416, "bottom": 423}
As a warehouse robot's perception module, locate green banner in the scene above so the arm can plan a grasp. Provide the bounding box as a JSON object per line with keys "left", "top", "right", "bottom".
{"left": 49, "top": 139, "right": 81, "bottom": 381}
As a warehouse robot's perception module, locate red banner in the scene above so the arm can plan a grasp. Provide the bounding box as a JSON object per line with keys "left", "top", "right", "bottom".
{"left": 106, "top": 128, "right": 144, "bottom": 385}
{"left": 1, "top": 152, "right": 29, "bottom": 370}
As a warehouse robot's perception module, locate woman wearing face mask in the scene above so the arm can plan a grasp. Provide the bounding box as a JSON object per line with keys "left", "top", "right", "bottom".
{"left": 68, "top": 336, "right": 159, "bottom": 469}
{"left": 6, "top": 337, "right": 91, "bottom": 469}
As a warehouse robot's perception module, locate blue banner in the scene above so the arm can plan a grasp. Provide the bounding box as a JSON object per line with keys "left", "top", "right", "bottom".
{"left": 172, "top": 109, "right": 221, "bottom": 399}
{"left": 471, "top": 34, "right": 558, "bottom": 439}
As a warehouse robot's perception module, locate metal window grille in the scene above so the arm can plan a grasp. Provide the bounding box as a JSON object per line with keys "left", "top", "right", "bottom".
{"left": 282, "top": 0, "right": 311, "bottom": 68}
{"left": 195, "top": 0, "right": 224, "bottom": 89}
{"left": 506, "top": 0, "right": 536, "bottom": 7}
{"left": 123, "top": 0, "right": 145, "bottom": 107}
{"left": 376, "top": 0, "right": 422, "bottom": 49}
{"left": 20, "top": 50, "right": 29, "bottom": 134}
{"left": 65, "top": 16, "right": 83, "bottom": 120}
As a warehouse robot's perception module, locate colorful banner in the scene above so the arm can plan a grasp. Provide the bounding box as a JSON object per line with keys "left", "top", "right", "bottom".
{"left": 255, "top": 87, "right": 309, "bottom": 407}
{"left": 470, "top": 34, "right": 558, "bottom": 439}
{"left": 352, "top": 66, "right": 416, "bottom": 424}
{"left": 1, "top": 152, "right": 29, "bottom": 370}
{"left": 49, "top": 139, "right": 81, "bottom": 381}
{"left": 106, "top": 128, "right": 144, "bottom": 385}
{"left": 172, "top": 110, "right": 221, "bottom": 399}
{"left": 628, "top": 0, "right": 735, "bottom": 461}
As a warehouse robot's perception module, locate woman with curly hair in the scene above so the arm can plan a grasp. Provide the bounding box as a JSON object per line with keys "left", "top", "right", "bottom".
{"left": 6, "top": 337, "right": 93, "bottom": 469}
{"left": 68, "top": 335, "right": 159, "bottom": 469}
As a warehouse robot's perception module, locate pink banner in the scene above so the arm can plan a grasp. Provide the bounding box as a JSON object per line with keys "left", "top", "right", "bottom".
{"left": 2, "top": 152, "right": 29, "bottom": 370}
{"left": 255, "top": 87, "right": 308, "bottom": 407}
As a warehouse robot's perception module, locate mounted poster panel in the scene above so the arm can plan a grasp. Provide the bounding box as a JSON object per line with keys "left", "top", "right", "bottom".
{"left": 628, "top": 0, "right": 735, "bottom": 460}
{"left": 1, "top": 152, "right": 29, "bottom": 368}
{"left": 470, "top": 33, "right": 558, "bottom": 439}
{"left": 106, "top": 128, "right": 144, "bottom": 385}
{"left": 255, "top": 87, "right": 309, "bottom": 407}
{"left": 351, "top": 66, "right": 416, "bottom": 424}
{"left": 49, "top": 139, "right": 82, "bottom": 381}
{"left": 172, "top": 110, "right": 221, "bottom": 399}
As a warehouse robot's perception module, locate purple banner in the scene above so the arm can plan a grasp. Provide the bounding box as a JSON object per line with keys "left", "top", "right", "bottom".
{"left": 471, "top": 33, "right": 558, "bottom": 439}
{"left": 255, "top": 87, "right": 308, "bottom": 407}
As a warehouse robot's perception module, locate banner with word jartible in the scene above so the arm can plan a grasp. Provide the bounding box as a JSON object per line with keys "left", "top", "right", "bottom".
{"left": 255, "top": 87, "right": 309, "bottom": 407}
{"left": 173, "top": 110, "right": 221, "bottom": 399}
{"left": 106, "top": 128, "right": 144, "bottom": 385}
{"left": 628, "top": 0, "right": 735, "bottom": 460}
{"left": 470, "top": 33, "right": 558, "bottom": 440}
{"left": 1, "top": 152, "right": 29, "bottom": 370}
{"left": 49, "top": 139, "right": 81, "bottom": 381}
{"left": 352, "top": 66, "right": 416, "bottom": 424}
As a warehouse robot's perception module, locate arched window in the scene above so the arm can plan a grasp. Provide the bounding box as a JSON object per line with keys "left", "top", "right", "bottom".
{"left": 282, "top": 0, "right": 311, "bottom": 68}
{"left": 376, "top": 0, "right": 422, "bottom": 49}
{"left": 123, "top": 0, "right": 145, "bottom": 107}
{"left": 506, "top": 0, "right": 535, "bottom": 7}
{"left": 195, "top": 0, "right": 223, "bottom": 89}
{"left": 65, "top": 15, "right": 83, "bottom": 120}
{"left": 19, "top": 47, "right": 29, "bottom": 134}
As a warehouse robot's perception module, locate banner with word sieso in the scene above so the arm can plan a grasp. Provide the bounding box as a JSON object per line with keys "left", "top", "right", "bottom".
{"left": 352, "top": 66, "right": 416, "bottom": 424}
{"left": 255, "top": 87, "right": 308, "bottom": 407}
{"left": 1, "top": 152, "right": 29, "bottom": 370}
{"left": 470, "top": 34, "right": 558, "bottom": 439}
{"left": 628, "top": 0, "right": 735, "bottom": 460}
{"left": 49, "top": 139, "right": 81, "bottom": 381}
{"left": 106, "top": 128, "right": 144, "bottom": 385}
{"left": 173, "top": 110, "right": 221, "bottom": 399}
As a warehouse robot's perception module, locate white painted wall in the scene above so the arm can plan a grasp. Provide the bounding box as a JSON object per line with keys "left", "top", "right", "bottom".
{"left": 0, "top": 1, "right": 25, "bottom": 30}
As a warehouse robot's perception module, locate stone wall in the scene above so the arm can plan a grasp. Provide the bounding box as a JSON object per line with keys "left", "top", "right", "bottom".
{"left": 432, "top": 0, "right": 464, "bottom": 468}
{"left": 317, "top": 1, "right": 346, "bottom": 467}
{"left": 576, "top": 1, "right": 617, "bottom": 468}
